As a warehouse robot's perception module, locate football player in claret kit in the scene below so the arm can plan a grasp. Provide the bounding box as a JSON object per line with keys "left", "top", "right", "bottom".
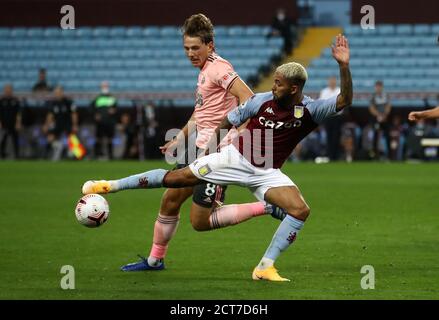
{"left": 83, "top": 34, "right": 352, "bottom": 281}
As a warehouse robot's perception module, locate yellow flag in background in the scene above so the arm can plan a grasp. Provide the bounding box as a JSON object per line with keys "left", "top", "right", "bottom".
{"left": 68, "top": 134, "right": 86, "bottom": 160}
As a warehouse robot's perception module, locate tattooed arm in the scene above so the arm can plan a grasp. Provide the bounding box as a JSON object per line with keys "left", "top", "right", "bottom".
{"left": 332, "top": 34, "right": 353, "bottom": 111}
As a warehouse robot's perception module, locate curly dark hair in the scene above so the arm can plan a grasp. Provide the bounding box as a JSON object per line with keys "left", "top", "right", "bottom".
{"left": 182, "top": 13, "right": 214, "bottom": 44}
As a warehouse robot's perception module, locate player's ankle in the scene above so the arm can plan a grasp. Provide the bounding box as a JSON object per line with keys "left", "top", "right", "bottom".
{"left": 109, "top": 180, "right": 119, "bottom": 191}
{"left": 147, "top": 256, "right": 164, "bottom": 267}
{"left": 256, "top": 257, "right": 274, "bottom": 270}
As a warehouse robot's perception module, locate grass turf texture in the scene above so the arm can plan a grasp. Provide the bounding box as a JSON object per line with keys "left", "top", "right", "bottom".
{"left": 0, "top": 161, "right": 438, "bottom": 300}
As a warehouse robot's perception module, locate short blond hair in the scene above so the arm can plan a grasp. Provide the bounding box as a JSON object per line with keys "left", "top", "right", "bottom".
{"left": 276, "top": 62, "right": 308, "bottom": 88}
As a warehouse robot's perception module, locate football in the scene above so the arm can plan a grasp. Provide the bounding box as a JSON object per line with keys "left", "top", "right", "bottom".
{"left": 75, "top": 194, "right": 110, "bottom": 228}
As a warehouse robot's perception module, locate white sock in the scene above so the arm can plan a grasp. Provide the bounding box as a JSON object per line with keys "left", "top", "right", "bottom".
{"left": 257, "top": 257, "right": 274, "bottom": 270}
{"left": 147, "top": 256, "right": 163, "bottom": 267}
{"left": 109, "top": 180, "right": 119, "bottom": 191}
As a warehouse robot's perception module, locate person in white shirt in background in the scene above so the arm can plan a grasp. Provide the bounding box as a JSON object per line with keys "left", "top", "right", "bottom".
{"left": 320, "top": 76, "right": 340, "bottom": 100}
{"left": 319, "top": 76, "right": 342, "bottom": 161}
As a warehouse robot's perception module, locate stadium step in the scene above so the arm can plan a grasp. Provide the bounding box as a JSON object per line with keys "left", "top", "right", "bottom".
{"left": 255, "top": 27, "right": 342, "bottom": 93}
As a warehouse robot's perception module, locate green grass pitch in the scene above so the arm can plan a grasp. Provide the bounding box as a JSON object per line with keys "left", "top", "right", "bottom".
{"left": 0, "top": 161, "right": 438, "bottom": 299}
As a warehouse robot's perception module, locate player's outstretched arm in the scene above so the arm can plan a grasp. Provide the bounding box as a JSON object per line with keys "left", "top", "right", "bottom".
{"left": 332, "top": 34, "right": 352, "bottom": 111}
{"left": 408, "top": 106, "right": 439, "bottom": 122}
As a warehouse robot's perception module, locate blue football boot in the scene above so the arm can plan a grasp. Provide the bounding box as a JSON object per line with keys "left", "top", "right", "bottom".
{"left": 121, "top": 255, "right": 165, "bottom": 272}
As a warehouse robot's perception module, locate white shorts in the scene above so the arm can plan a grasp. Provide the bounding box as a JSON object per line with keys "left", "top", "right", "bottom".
{"left": 189, "top": 144, "right": 295, "bottom": 201}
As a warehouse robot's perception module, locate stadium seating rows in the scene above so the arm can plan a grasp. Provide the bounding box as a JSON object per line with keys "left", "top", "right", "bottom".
{"left": 306, "top": 24, "right": 439, "bottom": 103}
{"left": 0, "top": 25, "right": 283, "bottom": 94}
{"left": 1, "top": 24, "right": 437, "bottom": 107}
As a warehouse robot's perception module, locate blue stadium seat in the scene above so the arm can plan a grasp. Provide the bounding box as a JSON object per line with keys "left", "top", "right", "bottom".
{"left": 228, "top": 26, "right": 245, "bottom": 36}
{"left": 120, "top": 50, "right": 137, "bottom": 59}
{"left": 413, "top": 79, "right": 437, "bottom": 90}
{"left": 142, "top": 26, "right": 160, "bottom": 37}
{"left": 135, "top": 48, "right": 153, "bottom": 58}
{"left": 396, "top": 79, "right": 419, "bottom": 89}
{"left": 126, "top": 39, "right": 145, "bottom": 48}
{"left": 306, "top": 78, "right": 327, "bottom": 88}
{"left": 425, "top": 69, "right": 439, "bottom": 77}
{"left": 267, "top": 37, "right": 283, "bottom": 48}
{"left": 10, "top": 28, "right": 27, "bottom": 38}
{"left": 126, "top": 26, "right": 143, "bottom": 38}
{"left": 93, "top": 27, "right": 110, "bottom": 38}
{"left": 418, "top": 36, "right": 435, "bottom": 46}
{"left": 160, "top": 26, "right": 180, "bottom": 37}
{"left": 351, "top": 69, "right": 369, "bottom": 78}
{"left": 392, "top": 99, "right": 424, "bottom": 107}
{"left": 358, "top": 27, "right": 378, "bottom": 37}
{"left": 110, "top": 70, "right": 128, "bottom": 79}
{"left": 127, "top": 70, "right": 146, "bottom": 79}
{"left": 81, "top": 80, "right": 100, "bottom": 91}
{"left": 109, "top": 27, "right": 126, "bottom": 38}
{"left": 214, "top": 26, "right": 228, "bottom": 37}
{"left": 0, "top": 40, "right": 10, "bottom": 50}
{"left": 395, "top": 24, "right": 412, "bottom": 35}
{"left": 0, "top": 28, "right": 10, "bottom": 38}
{"left": 64, "top": 80, "right": 83, "bottom": 91}
{"left": 43, "top": 27, "right": 61, "bottom": 38}
{"left": 377, "top": 24, "right": 395, "bottom": 35}
{"left": 363, "top": 59, "right": 380, "bottom": 67}
{"left": 413, "top": 24, "right": 431, "bottom": 35}
{"left": 123, "top": 59, "right": 143, "bottom": 69}
{"left": 387, "top": 69, "right": 406, "bottom": 78}
{"left": 385, "top": 37, "right": 404, "bottom": 46}
{"left": 320, "top": 47, "right": 332, "bottom": 57}
{"left": 112, "top": 80, "right": 131, "bottom": 91}
{"left": 14, "top": 80, "right": 30, "bottom": 91}
{"left": 245, "top": 26, "right": 265, "bottom": 36}
{"left": 60, "top": 29, "right": 76, "bottom": 38}
{"left": 417, "top": 58, "right": 435, "bottom": 67}
{"left": 392, "top": 48, "right": 409, "bottom": 56}
{"left": 94, "top": 70, "right": 112, "bottom": 80}
{"left": 75, "top": 27, "right": 93, "bottom": 38}
{"left": 27, "top": 27, "right": 44, "bottom": 38}
{"left": 380, "top": 59, "right": 399, "bottom": 67}
{"left": 372, "top": 69, "right": 389, "bottom": 78}
{"left": 397, "top": 58, "right": 416, "bottom": 67}
{"left": 405, "top": 69, "right": 425, "bottom": 77}
{"left": 349, "top": 59, "right": 364, "bottom": 68}
{"left": 428, "top": 47, "right": 439, "bottom": 56}
{"left": 343, "top": 25, "right": 362, "bottom": 36}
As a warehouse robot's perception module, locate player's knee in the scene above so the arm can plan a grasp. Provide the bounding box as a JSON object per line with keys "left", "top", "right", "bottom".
{"left": 288, "top": 203, "right": 310, "bottom": 221}
{"left": 190, "top": 216, "right": 210, "bottom": 231}
{"left": 190, "top": 210, "right": 211, "bottom": 231}
{"left": 160, "top": 191, "right": 183, "bottom": 214}
{"left": 163, "top": 168, "right": 199, "bottom": 188}
{"left": 191, "top": 221, "right": 209, "bottom": 232}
